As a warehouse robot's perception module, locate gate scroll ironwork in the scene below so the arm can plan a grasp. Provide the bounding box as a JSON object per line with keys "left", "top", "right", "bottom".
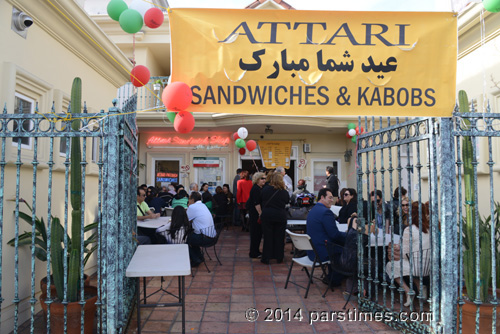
{"left": 356, "top": 110, "right": 500, "bottom": 333}
{"left": 0, "top": 96, "right": 138, "bottom": 333}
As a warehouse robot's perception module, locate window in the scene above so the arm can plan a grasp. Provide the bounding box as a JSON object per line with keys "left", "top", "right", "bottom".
{"left": 12, "top": 93, "right": 34, "bottom": 148}
{"left": 313, "top": 160, "right": 339, "bottom": 192}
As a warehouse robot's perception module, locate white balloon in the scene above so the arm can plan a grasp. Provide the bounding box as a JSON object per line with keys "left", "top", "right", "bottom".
{"left": 348, "top": 129, "right": 356, "bottom": 137}
{"left": 129, "top": 0, "right": 152, "bottom": 17}
{"left": 237, "top": 127, "right": 248, "bottom": 139}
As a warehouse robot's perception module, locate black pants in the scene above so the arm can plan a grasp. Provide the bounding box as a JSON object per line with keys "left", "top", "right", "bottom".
{"left": 248, "top": 211, "right": 262, "bottom": 258}
{"left": 187, "top": 232, "right": 215, "bottom": 264}
{"left": 138, "top": 227, "right": 160, "bottom": 244}
{"left": 261, "top": 219, "right": 286, "bottom": 262}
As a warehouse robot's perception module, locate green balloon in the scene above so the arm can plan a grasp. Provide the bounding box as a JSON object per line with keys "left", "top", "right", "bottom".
{"left": 347, "top": 123, "right": 356, "bottom": 130}
{"left": 351, "top": 135, "right": 357, "bottom": 143}
{"left": 235, "top": 138, "right": 246, "bottom": 148}
{"left": 484, "top": 0, "right": 500, "bottom": 12}
{"left": 166, "top": 111, "right": 176, "bottom": 123}
{"left": 107, "top": 0, "right": 128, "bottom": 21}
{"left": 119, "top": 9, "right": 143, "bottom": 34}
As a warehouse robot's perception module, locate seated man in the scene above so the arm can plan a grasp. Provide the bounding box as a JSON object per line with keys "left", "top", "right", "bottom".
{"left": 306, "top": 188, "right": 346, "bottom": 286}
{"left": 137, "top": 187, "right": 160, "bottom": 244}
{"left": 186, "top": 191, "right": 216, "bottom": 267}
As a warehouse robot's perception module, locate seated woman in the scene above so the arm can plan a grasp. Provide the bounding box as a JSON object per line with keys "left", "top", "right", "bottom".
{"left": 337, "top": 188, "right": 357, "bottom": 224}
{"left": 160, "top": 206, "right": 191, "bottom": 244}
{"left": 391, "top": 196, "right": 410, "bottom": 235}
{"left": 386, "top": 202, "right": 430, "bottom": 307}
{"left": 171, "top": 189, "right": 189, "bottom": 209}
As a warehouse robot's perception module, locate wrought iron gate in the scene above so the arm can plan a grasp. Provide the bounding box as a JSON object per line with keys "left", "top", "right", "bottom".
{"left": 0, "top": 96, "right": 138, "bottom": 333}
{"left": 356, "top": 113, "right": 499, "bottom": 333}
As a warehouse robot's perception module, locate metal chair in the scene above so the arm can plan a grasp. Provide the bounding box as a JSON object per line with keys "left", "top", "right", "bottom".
{"left": 284, "top": 229, "right": 330, "bottom": 298}
{"left": 323, "top": 241, "right": 357, "bottom": 307}
{"left": 199, "top": 222, "right": 224, "bottom": 273}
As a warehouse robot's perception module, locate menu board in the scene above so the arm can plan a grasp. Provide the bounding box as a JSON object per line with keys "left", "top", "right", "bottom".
{"left": 258, "top": 141, "right": 292, "bottom": 169}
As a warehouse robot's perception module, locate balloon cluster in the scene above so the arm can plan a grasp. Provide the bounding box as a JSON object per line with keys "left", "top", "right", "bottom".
{"left": 232, "top": 127, "right": 257, "bottom": 155}
{"left": 483, "top": 0, "right": 500, "bottom": 12}
{"left": 346, "top": 123, "right": 364, "bottom": 143}
{"left": 162, "top": 82, "right": 195, "bottom": 133}
{"left": 108, "top": 1, "right": 165, "bottom": 88}
{"left": 107, "top": 0, "right": 164, "bottom": 33}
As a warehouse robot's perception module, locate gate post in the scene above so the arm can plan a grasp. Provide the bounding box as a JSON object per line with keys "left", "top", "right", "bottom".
{"left": 438, "top": 117, "right": 458, "bottom": 332}
{"left": 102, "top": 100, "right": 122, "bottom": 332}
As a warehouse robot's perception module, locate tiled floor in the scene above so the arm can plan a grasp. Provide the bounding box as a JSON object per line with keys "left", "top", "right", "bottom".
{"left": 125, "top": 227, "right": 400, "bottom": 334}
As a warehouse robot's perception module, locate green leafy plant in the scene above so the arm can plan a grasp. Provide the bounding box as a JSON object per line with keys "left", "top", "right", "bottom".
{"left": 7, "top": 199, "right": 98, "bottom": 266}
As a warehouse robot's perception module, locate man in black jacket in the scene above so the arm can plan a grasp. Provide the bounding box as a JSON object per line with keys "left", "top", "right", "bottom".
{"left": 325, "top": 166, "right": 339, "bottom": 202}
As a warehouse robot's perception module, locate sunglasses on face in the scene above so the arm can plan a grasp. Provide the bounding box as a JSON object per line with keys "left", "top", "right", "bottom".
{"left": 344, "top": 193, "right": 350, "bottom": 197}
{"left": 402, "top": 204, "right": 409, "bottom": 207}
{"left": 260, "top": 178, "right": 266, "bottom": 180}
{"left": 139, "top": 194, "right": 146, "bottom": 197}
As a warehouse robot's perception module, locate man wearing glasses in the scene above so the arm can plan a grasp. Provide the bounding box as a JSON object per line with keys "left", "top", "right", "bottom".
{"left": 136, "top": 187, "right": 160, "bottom": 245}
{"left": 370, "top": 189, "right": 389, "bottom": 231}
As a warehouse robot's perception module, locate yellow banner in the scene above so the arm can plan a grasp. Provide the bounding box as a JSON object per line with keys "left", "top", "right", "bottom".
{"left": 169, "top": 9, "right": 456, "bottom": 117}
{"left": 258, "top": 141, "right": 292, "bottom": 169}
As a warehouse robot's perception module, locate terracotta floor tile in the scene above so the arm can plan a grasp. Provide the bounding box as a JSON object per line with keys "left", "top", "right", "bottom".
{"left": 199, "top": 320, "right": 229, "bottom": 333}
{"left": 255, "top": 321, "right": 286, "bottom": 333}
{"left": 202, "top": 311, "right": 229, "bottom": 322}
{"left": 207, "top": 294, "right": 231, "bottom": 302}
{"left": 204, "top": 302, "right": 230, "bottom": 312}
{"left": 228, "top": 321, "right": 256, "bottom": 333}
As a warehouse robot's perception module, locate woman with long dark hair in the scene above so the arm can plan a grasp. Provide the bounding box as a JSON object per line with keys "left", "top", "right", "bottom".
{"left": 260, "top": 173, "right": 290, "bottom": 264}
{"left": 165, "top": 206, "right": 191, "bottom": 244}
{"left": 337, "top": 188, "right": 357, "bottom": 224}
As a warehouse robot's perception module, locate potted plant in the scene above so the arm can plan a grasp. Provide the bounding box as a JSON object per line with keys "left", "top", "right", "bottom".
{"left": 6, "top": 199, "right": 97, "bottom": 291}
{"left": 37, "top": 77, "right": 98, "bottom": 334}
{"left": 459, "top": 90, "right": 500, "bottom": 333}
{"left": 153, "top": 79, "right": 163, "bottom": 91}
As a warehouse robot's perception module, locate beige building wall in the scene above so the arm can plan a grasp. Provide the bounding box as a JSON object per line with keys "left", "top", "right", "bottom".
{"left": 1, "top": 0, "right": 131, "bottom": 331}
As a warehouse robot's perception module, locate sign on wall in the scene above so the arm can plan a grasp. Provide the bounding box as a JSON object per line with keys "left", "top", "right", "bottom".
{"left": 258, "top": 141, "right": 292, "bottom": 168}
{"left": 169, "top": 9, "right": 457, "bottom": 117}
{"left": 193, "top": 157, "right": 220, "bottom": 167}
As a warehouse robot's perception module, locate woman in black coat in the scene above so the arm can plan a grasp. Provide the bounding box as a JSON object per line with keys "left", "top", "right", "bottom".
{"left": 337, "top": 188, "right": 357, "bottom": 224}
{"left": 246, "top": 172, "right": 266, "bottom": 258}
{"left": 259, "top": 173, "right": 290, "bottom": 264}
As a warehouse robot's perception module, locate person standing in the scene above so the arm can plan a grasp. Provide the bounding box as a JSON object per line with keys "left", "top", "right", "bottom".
{"left": 260, "top": 173, "right": 290, "bottom": 264}
{"left": 237, "top": 170, "right": 253, "bottom": 231}
{"left": 276, "top": 166, "right": 293, "bottom": 198}
{"left": 247, "top": 172, "right": 266, "bottom": 258}
{"left": 232, "top": 168, "right": 242, "bottom": 226}
{"left": 325, "top": 166, "right": 339, "bottom": 202}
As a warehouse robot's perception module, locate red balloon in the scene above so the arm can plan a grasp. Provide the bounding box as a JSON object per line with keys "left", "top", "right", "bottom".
{"left": 233, "top": 132, "right": 240, "bottom": 141}
{"left": 144, "top": 7, "right": 164, "bottom": 28}
{"left": 130, "top": 65, "right": 150, "bottom": 87}
{"left": 246, "top": 140, "right": 257, "bottom": 151}
{"left": 355, "top": 126, "right": 365, "bottom": 135}
{"left": 239, "top": 148, "right": 246, "bottom": 155}
{"left": 162, "top": 82, "right": 193, "bottom": 111}
{"left": 346, "top": 131, "right": 352, "bottom": 139}
{"left": 173, "top": 111, "right": 195, "bottom": 134}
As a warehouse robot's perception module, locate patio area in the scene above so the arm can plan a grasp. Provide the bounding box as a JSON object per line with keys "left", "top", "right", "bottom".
{"left": 124, "top": 226, "right": 399, "bottom": 334}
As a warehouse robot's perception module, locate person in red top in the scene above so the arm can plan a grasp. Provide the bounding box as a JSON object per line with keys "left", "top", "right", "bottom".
{"left": 237, "top": 170, "right": 253, "bottom": 231}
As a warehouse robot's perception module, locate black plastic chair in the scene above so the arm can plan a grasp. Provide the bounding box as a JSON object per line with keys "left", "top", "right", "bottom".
{"left": 323, "top": 241, "right": 357, "bottom": 308}
{"left": 284, "top": 229, "right": 330, "bottom": 298}
{"left": 199, "top": 222, "right": 224, "bottom": 273}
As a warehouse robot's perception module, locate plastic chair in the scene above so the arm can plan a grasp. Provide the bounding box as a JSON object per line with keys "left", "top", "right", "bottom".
{"left": 284, "top": 229, "right": 330, "bottom": 298}
{"left": 199, "top": 222, "right": 224, "bottom": 273}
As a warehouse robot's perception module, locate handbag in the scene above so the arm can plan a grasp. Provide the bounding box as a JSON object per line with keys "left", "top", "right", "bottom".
{"left": 286, "top": 206, "right": 310, "bottom": 220}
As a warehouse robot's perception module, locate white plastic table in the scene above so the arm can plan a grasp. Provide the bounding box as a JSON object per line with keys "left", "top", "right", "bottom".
{"left": 137, "top": 216, "right": 170, "bottom": 229}
{"left": 126, "top": 244, "right": 191, "bottom": 334}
